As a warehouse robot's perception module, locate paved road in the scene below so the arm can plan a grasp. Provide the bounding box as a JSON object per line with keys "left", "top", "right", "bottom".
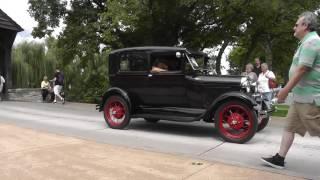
{"left": 0, "top": 101, "right": 319, "bottom": 179}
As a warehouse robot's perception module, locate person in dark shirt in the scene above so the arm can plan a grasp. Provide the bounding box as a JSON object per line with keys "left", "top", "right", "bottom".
{"left": 253, "top": 57, "right": 262, "bottom": 76}
{"left": 52, "top": 68, "right": 65, "bottom": 104}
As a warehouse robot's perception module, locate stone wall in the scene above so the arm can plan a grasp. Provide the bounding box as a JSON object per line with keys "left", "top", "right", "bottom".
{"left": 7, "top": 88, "right": 43, "bottom": 102}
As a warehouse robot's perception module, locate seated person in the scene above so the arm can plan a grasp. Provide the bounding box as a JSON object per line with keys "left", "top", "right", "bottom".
{"left": 151, "top": 60, "right": 168, "bottom": 73}
{"left": 41, "top": 75, "right": 52, "bottom": 102}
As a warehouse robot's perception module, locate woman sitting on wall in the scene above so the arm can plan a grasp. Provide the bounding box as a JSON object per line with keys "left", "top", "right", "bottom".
{"left": 41, "top": 75, "right": 52, "bottom": 102}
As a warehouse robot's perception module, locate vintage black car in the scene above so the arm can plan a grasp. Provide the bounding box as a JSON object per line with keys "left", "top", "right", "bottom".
{"left": 97, "top": 46, "right": 271, "bottom": 143}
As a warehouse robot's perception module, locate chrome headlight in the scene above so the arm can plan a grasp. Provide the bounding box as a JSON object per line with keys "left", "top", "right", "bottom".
{"left": 241, "top": 76, "right": 257, "bottom": 93}
{"left": 241, "top": 76, "right": 251, "bottom": 93}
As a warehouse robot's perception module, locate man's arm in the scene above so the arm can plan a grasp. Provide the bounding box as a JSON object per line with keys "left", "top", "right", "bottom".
{"left": 50, "top": 77, "right": 56, "bottom": 82}
{"left": 277, "top": 65, "right": 310, "bottom": 102}
{"left": 151, "top": 66, "right": 167, "bottom": 73}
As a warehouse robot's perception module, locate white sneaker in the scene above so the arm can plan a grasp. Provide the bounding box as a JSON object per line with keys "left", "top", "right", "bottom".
{"left": 53, "top": 100, "right": 57, "bottom": 103}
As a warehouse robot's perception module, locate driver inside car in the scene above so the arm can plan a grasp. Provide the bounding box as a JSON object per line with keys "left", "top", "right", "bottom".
{"left": 151, "top": 60, "right": 168, "bottom": 73}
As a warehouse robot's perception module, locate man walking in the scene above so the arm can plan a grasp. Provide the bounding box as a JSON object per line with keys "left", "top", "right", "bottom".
{"left": 52, "top": 68, "right": 65, "bottom": 104}
{"left": 261, "top": 11, "right": 320, "bottom": 169}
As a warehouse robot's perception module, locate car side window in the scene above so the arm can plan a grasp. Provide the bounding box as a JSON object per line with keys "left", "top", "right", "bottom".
{"left": 120, "top": 56, "right": 129, "bottom": 71}
{"left": 119, "top": 52, "right": 148, "bottom": 72}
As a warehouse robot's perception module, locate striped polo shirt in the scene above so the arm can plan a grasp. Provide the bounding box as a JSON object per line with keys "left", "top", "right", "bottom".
{"left": 289, "top": 31, "right": 320, "bottom": 106}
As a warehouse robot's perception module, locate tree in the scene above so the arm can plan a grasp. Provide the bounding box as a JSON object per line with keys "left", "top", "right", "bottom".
{"left": 100, "top": 0, "right": 253, "bottom": 74}
{"left": 63, "top": 51, "right": 109, "bottom": 103}
{"left": 27, "top": 0, "right": 320, "bottom": 96}
{"left": 28, "top": 0, "right": 251, "bottom": 74}
{"left": 12, "top": 41, "right": 56, "bottom": 88}
{"left": 28, "top": 0, "right": 106, "bottom": 66}
{"left": 228, "top": 0, "right": 320, "bottom": 83}
{"left": 28, "top": 0, "right": 67, "bottom": 38}
{"left": 28, "top": 0, "right": 109, "bottom": 102}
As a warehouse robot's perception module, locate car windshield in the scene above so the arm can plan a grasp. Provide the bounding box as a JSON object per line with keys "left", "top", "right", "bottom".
{"left": 186, "top": 53, "right": 214, "bottom": 72}
{"left": 187, "top": 55, "right": 202, "bottom": 70}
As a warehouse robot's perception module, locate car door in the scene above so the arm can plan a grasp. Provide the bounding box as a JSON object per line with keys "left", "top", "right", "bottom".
{"left": 143, "top": 52, "right": 187, "bottom": 106}
{"left": 112, "top": 51, "right": 149, "bottom": 105}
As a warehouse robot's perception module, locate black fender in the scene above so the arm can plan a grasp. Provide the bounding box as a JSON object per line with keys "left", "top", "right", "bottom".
{"left": 97, "top": 87, "right": 132, "bottom": 113}
{"left": 203, "top": 91, "right": 256, "bottom": 121}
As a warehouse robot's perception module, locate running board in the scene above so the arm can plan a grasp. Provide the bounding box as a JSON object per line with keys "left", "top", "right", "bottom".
{"left": 131, "top": 114, "right": 200, "bottom": 122}
{"left": 137, "top": 106, "right": 205, "bottom": 117}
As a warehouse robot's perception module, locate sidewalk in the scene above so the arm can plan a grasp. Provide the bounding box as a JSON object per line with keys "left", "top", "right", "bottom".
{"left": 0, "top": 123, "right": 302, "bottom": 180}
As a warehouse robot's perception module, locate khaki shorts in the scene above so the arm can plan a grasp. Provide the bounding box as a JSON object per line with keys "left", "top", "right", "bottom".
{"left": 285, "top": 102, "right": 320, "bottom": 137}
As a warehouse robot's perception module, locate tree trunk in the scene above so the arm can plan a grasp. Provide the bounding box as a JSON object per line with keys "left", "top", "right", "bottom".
{"left": 216, "top": 40, "right": 229, "bottom": 74}
{"left": 242, "top": 37, "right": 258, "bottom": 72}
{"left": 261, "top": 34, "right": 273, "bottom": 70}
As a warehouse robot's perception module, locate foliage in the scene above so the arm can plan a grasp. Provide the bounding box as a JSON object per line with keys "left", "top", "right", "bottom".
{"left": 28, "top": 0, "right": 252, "bottom": 74}
{"left": 12, "top": 38, "right": 109, "bottom": 103}
{"left": 101, "top": 0, "right": 196, "bottom": 47}
{"left": 26, "top": 0, "right": 109, "bottom": 102}
{"left": 57, "top": 0, "right": 106, "bottom": 66}
{"left": 12, "top": 41, "right": 53, "bottom": 88}
{"left": 64, "top": 51, "right": 109, "bottom": 103}
{"left": 100, "top": 0, "right": 251, "bottom": 74}
{"left": 228, "top": 0, "right": 320, "bottom": 83}
{"left": 28, "top": 0, "right": 67, "bottom": 38}
{"left": 24, "top": 0, "right": 320, "bottom": 102}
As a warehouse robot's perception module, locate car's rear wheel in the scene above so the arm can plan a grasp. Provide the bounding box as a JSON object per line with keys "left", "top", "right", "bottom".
{"left": 103, "top": 95, "right": 130, "bottom": 129}
{"left": 214, "top": 100, "right": 257, "bottom": 143}
{"left": 145, "top": 118, "right": 160, "bottom": 123}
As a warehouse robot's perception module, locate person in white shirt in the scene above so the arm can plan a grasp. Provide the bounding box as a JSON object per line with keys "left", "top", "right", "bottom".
{"left": 0, "top": 75, "right": 5, "bottom": 101}
{"left": 41, "top": 75, "right": 51, "bottom": 102}
{"left": 241, "top": 63, "right": 258, "bottom": 82}
{"left": 257, "top": 63, "right": 276, "bottom": 108}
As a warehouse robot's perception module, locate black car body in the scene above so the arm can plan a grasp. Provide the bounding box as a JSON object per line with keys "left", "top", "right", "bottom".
{"left": 97, "top": 46, "right": 271, "bottom": 143}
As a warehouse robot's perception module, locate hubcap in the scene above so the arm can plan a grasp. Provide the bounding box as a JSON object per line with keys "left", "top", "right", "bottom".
{"left": 227, "top": 113, "right": 244, "bottom": 130}
{"left": 111, "top": 105, "right": 124, "bottom": 119}
{"left": 105, "top": 100, "right": 126, "bottom": 125}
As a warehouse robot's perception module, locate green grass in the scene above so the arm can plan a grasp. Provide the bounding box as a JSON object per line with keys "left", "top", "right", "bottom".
{"left": 271, "top": 104, "right": 289, "bottom": 117}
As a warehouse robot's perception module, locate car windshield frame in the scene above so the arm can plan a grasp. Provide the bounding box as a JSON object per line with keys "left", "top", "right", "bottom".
{"left": 186, "top": 52, "right": 210, "bottom": 71}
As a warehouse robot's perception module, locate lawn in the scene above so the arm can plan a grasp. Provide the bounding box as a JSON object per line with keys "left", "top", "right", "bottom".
{"left": 272, "top": 104, "right": 289, "bottom": 117}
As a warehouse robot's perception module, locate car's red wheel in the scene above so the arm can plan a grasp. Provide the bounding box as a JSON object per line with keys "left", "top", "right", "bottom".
{"left": 214, "top": 100, "right": 257, "bottom": 143}
{"left": 103, "top": 95, "right": 130, "bottom": 129}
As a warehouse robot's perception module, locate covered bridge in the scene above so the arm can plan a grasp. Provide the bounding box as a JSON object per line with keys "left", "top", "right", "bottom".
{"left": 0, "top": 9, "right": 23, "bottom": 95}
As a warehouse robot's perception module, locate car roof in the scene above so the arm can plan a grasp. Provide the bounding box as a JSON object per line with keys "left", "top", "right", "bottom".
{"left": 110, "top": 46, "right": 187, "bottom": 54}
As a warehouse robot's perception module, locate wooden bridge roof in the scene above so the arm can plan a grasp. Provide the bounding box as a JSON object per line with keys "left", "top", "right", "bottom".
{"left": 0, "top": 9, "right": 23, "bottom": 32}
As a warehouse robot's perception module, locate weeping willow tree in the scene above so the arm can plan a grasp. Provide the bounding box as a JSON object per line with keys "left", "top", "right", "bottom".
{"left": 12, "top": 41, "right": 56, "bottom": 88}
{"left": 64, "top": 50, "right": 109, "bottom": 103}
{"left": 12, "top": 38, "right": 109, "bottom": 103}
